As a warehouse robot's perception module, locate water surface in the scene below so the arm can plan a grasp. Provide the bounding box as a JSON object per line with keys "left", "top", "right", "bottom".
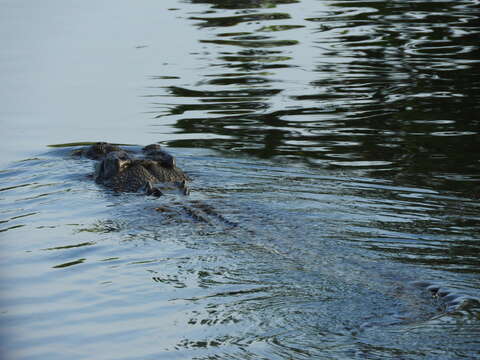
{"left": 1, "top": 0, "right": 479, "bottom": 359}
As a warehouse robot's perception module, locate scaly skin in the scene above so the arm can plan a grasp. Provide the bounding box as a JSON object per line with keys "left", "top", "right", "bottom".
{"left": 97, "top": 159, "right": 188, "bottom": 194}
{"left": 90, "top": 145, "right": 189, "bottom": 196}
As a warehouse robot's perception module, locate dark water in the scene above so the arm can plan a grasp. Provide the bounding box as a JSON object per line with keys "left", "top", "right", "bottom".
{"left": 1, "top": 1, "right": 480, "bottom": 359}
{"left": 159, "top": 0, "right": 480, "bottom": 197}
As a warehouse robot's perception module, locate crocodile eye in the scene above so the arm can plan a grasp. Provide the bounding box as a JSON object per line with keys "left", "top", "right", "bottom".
{"left": 118, "top": 159, "right": 130, "bottom": 171}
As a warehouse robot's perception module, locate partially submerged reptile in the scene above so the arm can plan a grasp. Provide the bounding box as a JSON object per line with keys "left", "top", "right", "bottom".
{"left": 73, "top": 143, "right": 479, "bottom": 321}
{"left": 75, "top": 142, "right": 189, "bottom": 196}
{"left": 74, "top": 142, "right": 236, "bottom": 227}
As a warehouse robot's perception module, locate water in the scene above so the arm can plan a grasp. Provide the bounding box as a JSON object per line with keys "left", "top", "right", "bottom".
{"left": 1, "top": 0, "right": 479, "bottom": 359}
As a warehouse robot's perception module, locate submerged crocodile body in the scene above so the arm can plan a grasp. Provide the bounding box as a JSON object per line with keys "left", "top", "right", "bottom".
{"left": 411, "top": 281, "right": 480, "bottom": 315}
{"left": 73, "top": 143, "right": 479, "bottom": 323}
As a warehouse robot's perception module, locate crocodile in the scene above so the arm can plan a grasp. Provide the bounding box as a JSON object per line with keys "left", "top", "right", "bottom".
{"left": 76, "top": 142, "right": 189, "bottom": 196}
{"left": 73, "top": 143, "right": 480, "bottom": 320}
{"left": 75, "top": 142, "right": 236, "bottom": 227}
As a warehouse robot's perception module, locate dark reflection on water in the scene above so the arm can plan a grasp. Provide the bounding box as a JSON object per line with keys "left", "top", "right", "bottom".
{"left": 150, "top": 0, "right": 480, "bottom": 198}
{"left": 140, "top": 1, "right": 480, "bottom": 353}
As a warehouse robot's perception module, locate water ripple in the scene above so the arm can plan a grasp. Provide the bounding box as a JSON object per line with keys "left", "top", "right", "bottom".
{"left": 145, "top": 0, "right": 480, "bottom": 203}
{"left": 2, "top": 0, "right": 480, "bottom": 358}
{"left": 1, "top": 145, "right": 479, "bottom": 359}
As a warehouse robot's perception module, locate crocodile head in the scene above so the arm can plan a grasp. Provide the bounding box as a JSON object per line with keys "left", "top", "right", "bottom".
{"left": 88, "top": 143, "right": 187, "bottom": 195}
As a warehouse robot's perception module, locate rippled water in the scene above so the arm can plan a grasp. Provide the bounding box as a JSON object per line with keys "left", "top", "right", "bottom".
{"left": 158, "top": 0, "right": 480, "bottom": 195}
{"left": 1, "top": 0, "right": 479, "bottom": 359}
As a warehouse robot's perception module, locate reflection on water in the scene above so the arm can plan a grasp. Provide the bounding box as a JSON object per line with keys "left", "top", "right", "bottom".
{"left": 1, "top": 0, "right": 480, "bottom": 359}
{"left": 150, "top": 0, "right": 479, "bottom": 198}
